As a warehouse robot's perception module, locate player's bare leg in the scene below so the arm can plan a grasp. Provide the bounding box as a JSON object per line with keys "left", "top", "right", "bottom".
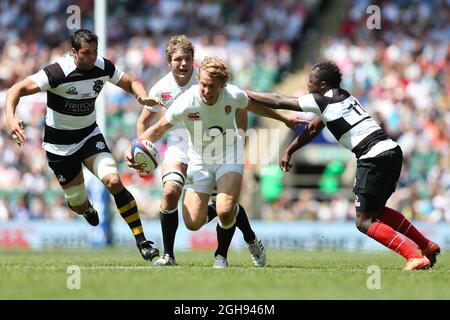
{"left": 182, "top": 190, "right": 210, "bottom": 231}
{"left": 62, "top": 171, "right": 87, "bottom": 211}
{"left": 61, "top": 170, "right": 99, "bottom": 226}
{"left": 84, "top": 153, "right": 159, "bottom": 261}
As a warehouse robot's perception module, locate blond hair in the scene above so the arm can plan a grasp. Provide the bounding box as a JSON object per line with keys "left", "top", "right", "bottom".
{"left": 198, "top": 57, "right": 231, "bottom": 84}
{"left": 166, "top": 35, "right": 195, "bottom": 63}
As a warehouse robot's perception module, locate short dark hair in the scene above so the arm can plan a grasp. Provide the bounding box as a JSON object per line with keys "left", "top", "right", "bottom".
{"left": 312, "top": 62, "right": 342, "bottom": 87}
{"left": 71, "top": 29, "right": 98, "bottom": 51}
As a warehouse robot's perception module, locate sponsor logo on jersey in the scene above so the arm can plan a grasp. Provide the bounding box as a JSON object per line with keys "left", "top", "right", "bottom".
{"left": 92, "top": 80, "right": 105, "bottom": 94}
{"left": 66, "top": 86, "right": 78, "bottom": 95}
{"left": 161, "top": 92, "right": 173, "bottom": 100}
{"left": 64, "top": 100, "right": 95, "bottom": 114}
{"left": 57, "top": 175, "right": 66, "bottom": 183}
{"left": 95, "top": 141, "right": 106, "bottom": 150}
{"left": 187, "top": 112, "right": 201, "bottom": 120}
{"left": 224, "top": 105, "right": 232, "bottom": 115}
{"left": 81, "top": 93, "right": 92, "bottom": 98}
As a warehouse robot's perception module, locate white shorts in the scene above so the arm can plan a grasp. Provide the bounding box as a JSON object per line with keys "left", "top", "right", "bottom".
{"left": 185, "top": 162, "right": 243, "bottom": 194}
{"left": 162, "top": 133, "right": 190, "bottom": 165}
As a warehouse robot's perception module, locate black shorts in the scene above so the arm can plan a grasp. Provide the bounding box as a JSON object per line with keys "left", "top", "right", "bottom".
{"left": 353, "top": 145, "right": 402, "bottom": 212}
{"left": 46, "top": 133, "right": 111, "bottom": 185}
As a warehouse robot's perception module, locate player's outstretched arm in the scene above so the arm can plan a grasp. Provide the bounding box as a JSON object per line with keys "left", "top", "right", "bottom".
{"left": 116, "top": 74, "right": 162, "bottom": 106}
{"left": 136, "top": 108, "right": 166, "bottom": 136}
{"left": 5, "top": 78, "right": 41, "bottom": 146}
{"left": 235, "top": 108, "right": 248, "bottom": 146}
{"left": 280, "top": 117, "right": 325, "bottom": 172}
{"left": 246, "top": 101, "right": 305, "bottom": 130}
{"left": 139, "top": 116, "right": 173, "bottom": 143}
{"left": 246, "top": 90, "right": 301, "bottom": 111}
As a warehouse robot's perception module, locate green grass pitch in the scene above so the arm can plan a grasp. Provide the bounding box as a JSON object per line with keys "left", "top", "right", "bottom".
{"left": 0, "top": 248, "right": 448, "bottom": 299}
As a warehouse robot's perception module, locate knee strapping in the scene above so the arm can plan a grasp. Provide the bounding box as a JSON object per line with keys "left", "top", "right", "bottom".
{"left": 93, "top": 152, "right": 118, "bottom": 180}
{"left": 64, "top": 184, "right": 88, "bottom": 207}
{"left": 162, "top": 170, "right": 186, "bottom": 188}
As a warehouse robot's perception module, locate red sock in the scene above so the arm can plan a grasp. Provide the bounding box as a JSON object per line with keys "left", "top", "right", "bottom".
{"left": 380, "top": 207, "right": 430, "bottom": 250}
{"left": 367, "top": 221, "right": 422, "bottom": 260}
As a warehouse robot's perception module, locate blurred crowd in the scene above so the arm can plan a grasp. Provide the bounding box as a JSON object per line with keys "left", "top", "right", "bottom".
{"left": 0, "top": 0, "right": 448, "bottom": 223}
{"left": 261, "top": 0, "right": 450, "bottom": 222}
{"left": 0, "top": 0, "right": 315, "bottom": 221}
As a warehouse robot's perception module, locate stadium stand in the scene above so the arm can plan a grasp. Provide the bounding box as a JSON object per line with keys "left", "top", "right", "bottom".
{"left": 0, "top": 0, "right": 319, "bottom": 220}
{"left": 0, "top": 0, "right": 448, "bottom": 223}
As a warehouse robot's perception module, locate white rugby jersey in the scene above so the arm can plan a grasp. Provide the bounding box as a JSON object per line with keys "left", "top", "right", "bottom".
{"left": 145, "top": 69, "right": 198, "bottom": 144}
{"left": 146, "top": 68, "right": 198, "bottom": 113}
{"left": 29, "top": 54, "right": 124, "bottom": 155}
{"left": 298, "top": 88, "right": 397, "bottom": 159}
{"left": 165, "top": 84, "right": 248, "bottom": 162}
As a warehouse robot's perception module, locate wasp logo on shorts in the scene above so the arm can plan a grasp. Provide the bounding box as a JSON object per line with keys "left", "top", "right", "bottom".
{"left": 224, "top": 105, "right": 232, "bottom": 115}
{"left": 57, "top": 175, "right": 66, "bottom": 183}
{"left": 96, "top": 141, "right": 106, "bottom": 150}
{"left": 92, "top": 80, "right": 105, "bottom": 94}
{"left": 187, "top": 112, "right": 201, "bottom": 120}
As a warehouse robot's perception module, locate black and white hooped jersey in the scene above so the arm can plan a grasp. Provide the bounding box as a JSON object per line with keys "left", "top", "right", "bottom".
{"left": 298, "top": 88, "right": 398, "bottom": 159}
{"left": 29, "top": 54, "right": 124, "bottom": 156}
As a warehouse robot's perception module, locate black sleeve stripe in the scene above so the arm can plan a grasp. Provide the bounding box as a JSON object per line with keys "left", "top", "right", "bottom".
{"left": 331, "top": 88, "right": 350, "bottom": 103}
{"left": 103, "top": 58, "right": 116, "bottom": 79}
{"left": 312, "top": 93, "right": 331, "bottom": 112}
{"left": 43, "top": 63, "right": 66, "bottom": 88}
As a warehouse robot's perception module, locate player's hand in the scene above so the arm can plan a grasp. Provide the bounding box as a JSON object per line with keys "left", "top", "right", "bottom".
{"left": 8, "top": 118, "right": 26, "bottom": 146}
{"left": 280, "top": 151, "right": 292, "bottom": 172}
{"left": 284, "top": 115, "right": 309, "bottom": 131}
{"left": 124, "top": 146, "right": 144, "bottom": 171}
{"left": 137, "top": 96, "right": 164, "bottom": 107}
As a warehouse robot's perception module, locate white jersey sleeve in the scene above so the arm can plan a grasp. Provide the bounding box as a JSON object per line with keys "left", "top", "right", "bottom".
{"left": 98, "top": 57, "right": 124, "bottom": 85}
{"left": 298, "top": 94, "right": 321, "bottom": 115}
{"left": 109, "top": 65, "right": 124, "bottom": 84}
{"left": 165, "top": 100, "right": 185, "bottom": 126}
{"left": 227, "top": 84, "right": 249, "bottom": 109}
{"left": 28, "top": 69, "right": 50, "bottom": 91}
{"left": 145, "top": 85, "right": 163, "bottom": 113}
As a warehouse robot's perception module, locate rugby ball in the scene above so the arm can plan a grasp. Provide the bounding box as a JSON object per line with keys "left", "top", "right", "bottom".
{"left": 130, "top": 139, "right": 160, "bottom": 173}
